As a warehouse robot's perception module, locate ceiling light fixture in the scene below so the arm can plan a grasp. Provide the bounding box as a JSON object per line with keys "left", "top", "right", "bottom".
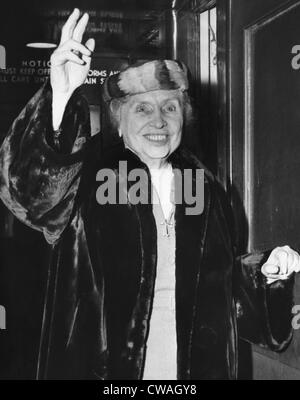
{"left": 26, "top": 43, "right": 57, "bottom": 49}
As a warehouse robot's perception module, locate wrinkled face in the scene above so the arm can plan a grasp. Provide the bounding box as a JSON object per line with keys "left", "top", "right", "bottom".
{"left": 118, "top": 90, "right": 184, "bottom": 166}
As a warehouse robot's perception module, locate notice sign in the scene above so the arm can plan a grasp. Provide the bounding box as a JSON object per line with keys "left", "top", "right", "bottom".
{"left": 0, "top": 59, "right": 51, "bottom": 86}
{"left": 84, "top": 68, "right": 120, "bottom": 86}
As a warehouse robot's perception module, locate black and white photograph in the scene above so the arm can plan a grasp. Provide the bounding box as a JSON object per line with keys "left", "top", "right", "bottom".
{"left": 1, "top": 0, "right": 300, "bottom": 386}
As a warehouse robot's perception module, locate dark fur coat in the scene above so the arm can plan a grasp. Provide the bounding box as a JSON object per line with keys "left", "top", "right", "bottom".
{"left": 0, "top": 81, "right": 295, "bottom": 379}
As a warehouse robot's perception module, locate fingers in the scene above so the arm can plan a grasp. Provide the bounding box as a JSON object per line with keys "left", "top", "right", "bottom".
{"left": 85, "top": 38, "right": 95, "bottom": 52}
{"left": 60, "top": 39, "right": 92, "bottom": 56}
{"left": 262, "top": 263, "right": 279, "bottom": 275}
{"left": 275, "top": 248, "right": 289, "bottom": 274}
{"left": 72, "top": 12, "right": 89, "bottom": 43}
{"left": 51, "top": 38, "right": 94, "bottom": 67}
{"left": 80, "top": 39, "right": 95, "bottom": 66}
{"left": 279, "top": 245, "right": 300, "bottom": 274}
{"left": 60, "top": 9, "right": 90, "bottom": 46}
{"left": 265, "top": 247, "right": 287, "bottom": 271}
{"left": 51, "top": 50, "right": 85, "bottom": 67}
{"left": 264, "top": 245, "right": 300, "bottom": 278}
{"left": 60, "top": 8, "right": 80, "bottom": 45}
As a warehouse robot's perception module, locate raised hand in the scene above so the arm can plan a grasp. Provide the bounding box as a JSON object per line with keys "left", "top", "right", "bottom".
{"left": 50, "top": 9, "right": 95, "bottom": 130}
{"left": 50, "top": 8, "right": 95, "bottom": 97}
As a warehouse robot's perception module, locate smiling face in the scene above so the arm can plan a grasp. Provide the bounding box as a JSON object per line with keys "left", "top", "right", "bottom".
{"left": 117, "top": 90, "right": 184, "bottom": 167}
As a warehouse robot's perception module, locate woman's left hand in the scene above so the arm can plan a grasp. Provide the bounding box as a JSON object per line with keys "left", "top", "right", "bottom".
{"left": 261, "top": 245, "right": 300, "bottom": 283}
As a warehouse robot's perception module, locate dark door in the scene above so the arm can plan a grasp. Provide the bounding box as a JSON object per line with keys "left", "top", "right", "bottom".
{"left": 218, "top": 0, "right": 300, "bottom": 379}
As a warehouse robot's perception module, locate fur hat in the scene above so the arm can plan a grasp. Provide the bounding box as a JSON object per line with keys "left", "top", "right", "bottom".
{"left": 102, "top": 59, "right": 189, "bottom": 102}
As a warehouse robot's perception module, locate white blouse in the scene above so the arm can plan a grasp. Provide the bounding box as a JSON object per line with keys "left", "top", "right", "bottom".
{"left": 143, "top": 163, "right": 177, "bottom": 380}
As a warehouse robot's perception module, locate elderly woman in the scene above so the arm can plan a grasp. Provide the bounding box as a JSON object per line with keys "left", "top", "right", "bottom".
{"left": 0, "top": 9, "right": 300, "bottom": 380}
